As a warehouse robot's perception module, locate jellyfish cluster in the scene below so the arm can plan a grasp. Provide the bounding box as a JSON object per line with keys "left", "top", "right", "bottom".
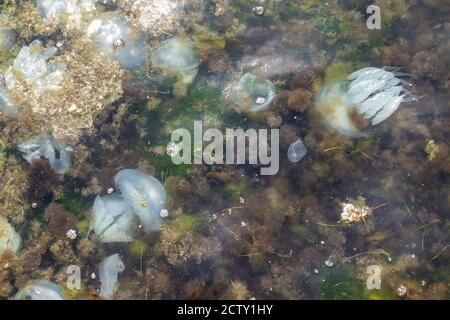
{"left": 86, "top": 12, "right": 147, "bottom": 70}
{"left": 99, "top": 254, "right": 125, "bottom": 299}
{"left": 0, "top": 215, "right": 21, "bottom": 254}
{"left": 315, "top": 67, "right": 417, "bottom": 137}
{"left": 15, "top": 280, "right": 63, "bottom": 300}
{"left": 230, "top": 73, "right": 276, "bottom": 112}
{"left": 89, "top": 169, "right": 166, "bottom": 243}
{"left": 17, "top": 134, "right": 73, "bottom": 174}
{"left": 36, "top": 0, "right": 97, "bottom": 29}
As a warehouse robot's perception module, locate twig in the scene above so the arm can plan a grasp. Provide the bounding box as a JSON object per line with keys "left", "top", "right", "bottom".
{"left": 431, "top": 245, "right": 450, "bottom": 262}
{"left": 338, "top": 250, "right": 390, "bottom": 267}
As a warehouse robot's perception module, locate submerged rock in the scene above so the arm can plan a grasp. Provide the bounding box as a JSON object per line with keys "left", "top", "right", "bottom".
{"left": 15, "top": 280, "right": 63, "bottom": 300}
{"left": 89, "top": 194, "right": 136, "bottom": 243}
{"left": 17, "top": 134, "right": 73, "bottom": 174}
{"left": 99, "top": 254, "right": 125, "bottom": 299}
{"left": 115, "top": 169, "right": 166, "bottom": 232}
{"left": 315, "top": 67, "right": 417, "bottom": 137}
{"left": 0, "top": 215, "right": 21, "bottom": 254}
{"left": 230, "top": 73, "right": 276, "bottom": 112}
{"left": 287, "top": 139, "right": 307, "bottom": 163}
{"left": 86, "top": 12, "right": 147, "bottom": 70}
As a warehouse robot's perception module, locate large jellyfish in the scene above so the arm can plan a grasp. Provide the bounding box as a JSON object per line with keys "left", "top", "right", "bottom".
{"left": 89, "top": 194, "right": 136, "bottom": 243}
{"left": 315, "top": 67, "right": 417, "bottom": 137}
{"left": 230, "top": 73, "right": 276, "bottom": 112}
{"left": 15, "top": 280, "right": 63, "bottom": 300}
{"left": 0, "top": 215, "right": 21, "bottom": 254}
{"left": 115, "top": 169, "right": 166, "bottom": 232}
{"left": 4, "top": 40, "right": 66, "bottom": 93}
{"left": 86, "top": 12, "right": 147, "bottom": 70}
{"left": 99, "top": 254, "right": 125, "bottom": 299}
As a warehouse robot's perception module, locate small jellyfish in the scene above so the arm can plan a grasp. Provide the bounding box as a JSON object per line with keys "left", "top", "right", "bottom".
{"left": 287, "top": 139, "right": 307, "bottom": 163}
{"left": 0, "top": 215, "right": 21, "bottom": 254}
{"left": 15, "top": 280, "right": 63, "bottom": 300}
{"left": 230, "top": 73, "right": 276, "bottom": 112}
{"left": 115, "top": 169, "right": 166, "bottom": 232}
{"left": 17, "top": 134, "right": 72, "bottom": 174}
{"left": 89, "top": 194, "right": 136, "bottom": 243}
{"left": 37, "top": 0, "right": 97, "bottom": 29}
{"left": 99, "top": 254, "right": 125, "bottom": 299}
{"left": 151, "top": 37, "right": 200, "bottom": 73}
{"left": 0, "top": 83, "right": 19, "bottom": 118}
{"left": 86, "top": 12, "right": 147, "bottom": 70}
{"left": 315, "top": 67, "right": 417, "bottom": 137}
{"left": 0, "top": 23, "right": 16, "bottom": 53}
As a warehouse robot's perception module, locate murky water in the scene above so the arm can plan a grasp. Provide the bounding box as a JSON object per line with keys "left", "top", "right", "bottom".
{"left": 0, "top": 0, "right": 449, "bottom": 300}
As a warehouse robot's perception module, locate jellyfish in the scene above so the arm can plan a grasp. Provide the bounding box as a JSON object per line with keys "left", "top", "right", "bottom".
{"left": 230, "top": 73, "right": 276, "bottom": 112}
{"left": 89, "top": 194, "right": 136, "bottom": 243}
{"left": 36, "top": 0, "right": 97, "bottom": 29}
{"left": 151, "top": 37, "right": 200, "bottom": 95}
{"left": 86, "top": 12, "right": 147, "bottom": 70}
{"left": 114, "top": 169, "right": 166, "bottom": 232}
{"left": 17, "top": 134, "right": 73, "bottom": 174}
{"left": 15, "top": 281, "right": 63, "bottom": 300}
{"left": 99, "top": 254, "right": 125, "bottom": 299}
{"left": 4, "top": 40, "right": 66, "bottom": 93}
{"left": 315, "top": 67, "right": 417, "bottom": 138}
{"left": 0, "top": 23, "right": 16, "bottom": 53}
{"left": 0, "top": 83, "right": 19, "bottom": 118}
{"left": 0, "top": 216, "right": 21, "bottom": 254}
{"left": 287, "top": 139, "right": 307, "bottom": 163}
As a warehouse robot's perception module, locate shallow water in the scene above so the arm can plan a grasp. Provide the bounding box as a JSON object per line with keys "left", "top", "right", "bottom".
{"left": 0, "top": 0, "right": 449, "bottom": 300}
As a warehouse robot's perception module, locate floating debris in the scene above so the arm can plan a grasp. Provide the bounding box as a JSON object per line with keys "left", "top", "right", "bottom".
{"left": 252, "top": 6, "right": 265, "bottom": 16}
{"left": 66, "top": 229, "right": 77, "bottom": 240}
{"left": 396, "top": 284, "right": 408, "bottom": 297}
{"left": 339, "top": 197, "right": 372, "bottom": 224}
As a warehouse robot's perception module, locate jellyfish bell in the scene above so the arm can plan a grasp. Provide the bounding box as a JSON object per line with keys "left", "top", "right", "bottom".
{"left": 114, "top": 169, "right": 166, "bottom": 232}
{"left": 89, "top": 194, "right": 136, "bottom": 243}
{"left": 287, "top": 139, "right": 307, "bottom": 163}
{"left": 15, "top": 280, "right": 63, "bottom": 300}
{"left": 86, "top": 13, "right": 147, "bottom": 70}
{"left": 0, "top": 215, "right": 21, "bottom": 254}
{"left": 314, "top": 67, "right": 416, "bottom": 138}
{"left": 99, "top": 254, "right": 125, "bottom": 299}
{"left": 151, "top": 37, "right": 200, "bottom": 73}
{"left": 230, "top": 73, "right": 276, "bottom": 113}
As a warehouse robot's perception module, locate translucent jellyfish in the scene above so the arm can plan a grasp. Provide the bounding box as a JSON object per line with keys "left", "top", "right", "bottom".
{"left": 151, "top": 37, "right": 200, "bottom": 73}
{"left": 0, "top": 215, "right": 21, "bottom": 254}
{"left": 0, "top": 83, "right": 19, "bottom": 118}
{"left": 89, "top": 194, "right": 136, "bottom": 243}
{"left": 86, "top": 13, "right": 147, "bottom": 70}
{"left": 315, "top": 67, "right": 416, "bottom": 138}
{"left": 15, "top": 280, "right": 63, "bottom": 300}
{"left": 4, "top": 40, "right": 66, "bottom": 93}
{"left": 0, "top": 23, "right": 16, "bottom": 52}
{"left": 115, "top": 169, "right": 166, "bottom": 232}
{"left": 99, "top": 254, "right": 125, "bottom": 299}
{"left": 230, "top": 73, "right": 276, "bottom": 112}
{"left": 36, "top": 0, "right": 97, "bottom": 29}
{"left": 17, "top": 134, "right": 73, "bottom": 174}
{"left": 287, "top": 139, "right": 307, "bottom": 163}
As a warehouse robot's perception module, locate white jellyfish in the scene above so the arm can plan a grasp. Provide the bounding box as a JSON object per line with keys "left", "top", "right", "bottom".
{"left": 230, "top": 73, "right": 276, "bottom": 112}
{"left": 89, "top": 194, "right": 136, "bottom": 243}
{"left": 36, "top": 0, "right": 97, "bottom": 29}
{"left": 17, "top": 134, "right": 73, "bottom": 174}
{"left": 287, "top": 139, "right": 307, "bottom": 163}
{"left": 15, "top": 280, "right": 63, "bottom": 300}
{"left": 0, "top": 215, "right": 21, "bottom": 254}
{"left": 86, "top": 12, "right": 147, "bottom": 70}
{"left": 99, "top": 254, "right": 125, "bottom": 299}
{"left": 0, "top": 23, "right": 16, "bottom": 52}
{"left": 315, "top": 67, "right": 417, "bottom": 137}
{"left": 114, "top": 169, "right": 166, "bottom": 232}
{"left": 4, "top": 40, "right": 66, "bottom": 93}
{"left": 151, "top": 37, "right": 200, "bottom": 95}
{"left": 0, "top": 83, "right": 19, "bottom": 118}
